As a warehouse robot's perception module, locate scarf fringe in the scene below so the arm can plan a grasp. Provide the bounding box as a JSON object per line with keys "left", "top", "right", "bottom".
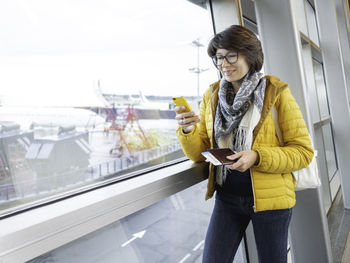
{"left": 215, "top": 104, "right": 261, "bottom": 186}
{"left": 234, "top": 127, "right": 248, "bottom": 153}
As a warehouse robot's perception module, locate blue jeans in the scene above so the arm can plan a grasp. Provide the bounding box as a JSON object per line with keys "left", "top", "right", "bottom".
{"left": 203, "top": 191, "right": 292, "bottom": 263}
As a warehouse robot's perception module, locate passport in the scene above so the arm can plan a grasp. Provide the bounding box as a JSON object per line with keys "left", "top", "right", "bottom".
{"left": 201, "top": 148, "right": 236, "bottom": 166}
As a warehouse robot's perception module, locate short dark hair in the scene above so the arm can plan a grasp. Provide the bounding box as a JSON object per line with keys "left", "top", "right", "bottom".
{"left": 207, "top": 25, "right": 264, "bottom": 72}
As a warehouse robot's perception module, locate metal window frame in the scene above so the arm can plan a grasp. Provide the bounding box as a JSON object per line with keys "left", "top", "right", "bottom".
{"left": 0, "top": 156, "right": 188, "bottom": 219}
{"left": 0, "top": 161, "right": 209, "bottom": 262}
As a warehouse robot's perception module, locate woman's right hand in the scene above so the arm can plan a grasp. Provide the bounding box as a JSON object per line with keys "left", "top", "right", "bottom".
{"left": 174, "top": 106, "right": 201, "bottom": 133}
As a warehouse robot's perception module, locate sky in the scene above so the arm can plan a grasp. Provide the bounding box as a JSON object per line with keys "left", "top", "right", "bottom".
{"left": 0, "top": 0, "right": 219, "bottom": 107}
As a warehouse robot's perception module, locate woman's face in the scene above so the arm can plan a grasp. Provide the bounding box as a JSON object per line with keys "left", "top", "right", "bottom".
{"left": 215, "top": 48, "right": 250, "bottom": 83}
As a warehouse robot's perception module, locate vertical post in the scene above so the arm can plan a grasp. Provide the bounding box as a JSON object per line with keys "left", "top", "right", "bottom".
{"left": 314, "top": 0, "right": 350, "bottom": 209}
{"left": 208, "top": 0, "right": 242, "bottom": 32}
{"left": 254, "top": 0, "right": 333, "bottom": 262}
{"left": 333, "top": 0, "right": 350, "bottom": 97}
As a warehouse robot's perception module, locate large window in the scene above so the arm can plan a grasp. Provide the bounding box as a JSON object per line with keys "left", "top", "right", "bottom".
{"left": 0, "top": 0, "right": 217, "bottom": 216}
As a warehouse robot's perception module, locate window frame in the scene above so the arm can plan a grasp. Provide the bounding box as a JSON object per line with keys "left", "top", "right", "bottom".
{"left": 0, "top": 155, "right": 188, "bottom": 218}
{"left": 0, "top": 161, "right": 209, "bottom": 262}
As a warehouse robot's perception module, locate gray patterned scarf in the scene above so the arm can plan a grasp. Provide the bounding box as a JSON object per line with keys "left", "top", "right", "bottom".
{"left": 214, "top": 71, "right": 266, "bottom": 185}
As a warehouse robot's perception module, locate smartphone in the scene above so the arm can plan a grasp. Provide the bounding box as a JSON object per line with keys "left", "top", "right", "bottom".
{"left": 172, "top": 96, "right": 193, "bottom": 112}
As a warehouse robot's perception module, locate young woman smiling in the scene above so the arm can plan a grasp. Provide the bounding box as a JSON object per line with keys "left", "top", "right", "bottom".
{"left": 174, "top": 25, "right": 314, "bottom": 263}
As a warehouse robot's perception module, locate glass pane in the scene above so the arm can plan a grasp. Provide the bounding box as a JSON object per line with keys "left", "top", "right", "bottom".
{"left": 322, "top": 123, "right": 338, "bottom": 180}
{"left": 302, "top": 44, "right": 320, "bottom": 123}
{"left": 313, "top": 59, "right": 330, "bottom": 119}
{"left": 295, "top": 0, "right": 309, "bottom": 36}
{"left": 313, "top": 127, "right": 332, "bottom": 211}
{"left": 0, "top": 0, "right": 217, "bottom": 215}
{"left": 28, "top": 181, "right": 247, "bottom": 263}
{"left": 305, "top": 1, "right": 320, "bottom": 46}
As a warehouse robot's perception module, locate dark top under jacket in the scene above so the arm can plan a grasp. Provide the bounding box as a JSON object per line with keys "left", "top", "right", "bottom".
{"left": 217, "top": 168, "right": 253, "bottom": 197}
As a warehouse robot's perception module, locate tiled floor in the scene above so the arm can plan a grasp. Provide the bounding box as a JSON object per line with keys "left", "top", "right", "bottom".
{"left": 327, "top": 190, "right": 350, "bottom": 263}
{"left": 342, "top": 231, "right": 350, "bottom": 263}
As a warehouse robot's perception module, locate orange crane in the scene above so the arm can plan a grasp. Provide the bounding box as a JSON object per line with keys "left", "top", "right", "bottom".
{"left": 108, "top": 105, "right": 152, "bottom": 157}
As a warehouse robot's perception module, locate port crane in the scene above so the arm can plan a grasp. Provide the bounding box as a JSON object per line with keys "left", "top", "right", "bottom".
{"left": 106, "top": 105, "right": 152, "bottom": 157}
{"left": 94, "top": 80, "right": 152, "bottom": 157}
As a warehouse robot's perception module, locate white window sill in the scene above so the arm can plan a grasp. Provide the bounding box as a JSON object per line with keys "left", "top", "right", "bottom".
{"left": 0, "top": 160, "right": 208, "bottom": 263}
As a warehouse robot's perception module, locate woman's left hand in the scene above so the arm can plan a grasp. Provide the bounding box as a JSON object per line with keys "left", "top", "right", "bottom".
{"left": 225, "top": 150, "right": 259, "bottom": 172}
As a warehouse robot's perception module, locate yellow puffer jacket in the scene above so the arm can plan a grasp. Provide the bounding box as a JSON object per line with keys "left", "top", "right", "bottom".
{"left": 176, "top": 75, "right": 314, "bottom": 212}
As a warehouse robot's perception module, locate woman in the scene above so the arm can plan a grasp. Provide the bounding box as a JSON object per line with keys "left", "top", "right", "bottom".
{"left": 175, "top": 25, "right": 313, "bottom": 263}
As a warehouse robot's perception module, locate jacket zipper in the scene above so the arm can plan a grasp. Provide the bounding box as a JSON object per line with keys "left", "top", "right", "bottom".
{"left": 249, "top": 168, "right": 257, "bottom": 213}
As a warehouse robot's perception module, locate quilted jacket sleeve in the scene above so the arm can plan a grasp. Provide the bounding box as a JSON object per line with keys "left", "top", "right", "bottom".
{"left": 176, "top": 90, "right": 211, "bottom": 162}
{"left": 254, "top": 87, "right": 314, "bottom": 173}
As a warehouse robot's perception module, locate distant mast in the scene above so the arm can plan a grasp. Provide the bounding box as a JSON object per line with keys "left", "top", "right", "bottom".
{"left": 188, "top": 38, "right": 209, "bottom": 98}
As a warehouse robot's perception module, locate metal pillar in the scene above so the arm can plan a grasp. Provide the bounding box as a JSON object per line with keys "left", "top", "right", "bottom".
{"left": 314, "top": 0, "right": 350, "bottom": 210}
{"left": 333, "top": 0, "right": 350, "bottom": 98}
{"left": 207, "top": 0, "right": 242, "bottom": 32}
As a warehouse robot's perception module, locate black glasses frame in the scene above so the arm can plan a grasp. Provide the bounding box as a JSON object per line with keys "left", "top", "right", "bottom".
{"left": 211, "top": 51, "right": 239, "bottom": 67}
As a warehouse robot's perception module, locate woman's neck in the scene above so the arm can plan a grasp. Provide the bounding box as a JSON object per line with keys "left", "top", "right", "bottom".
{"left": 231, "top": 80, "right": 242, "bottom": 94}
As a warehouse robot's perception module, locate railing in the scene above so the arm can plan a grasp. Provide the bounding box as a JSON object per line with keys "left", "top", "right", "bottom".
{"left": 0, "top": 141, "right": 182, "bottom": 203}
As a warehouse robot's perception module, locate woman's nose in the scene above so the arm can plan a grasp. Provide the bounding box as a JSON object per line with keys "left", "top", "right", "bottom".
{"left": 222, "top": 57, "right": 230, "bottom": 67}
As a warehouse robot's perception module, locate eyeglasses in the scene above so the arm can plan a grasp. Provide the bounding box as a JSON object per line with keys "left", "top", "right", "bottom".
{"left": 212, "top": 51, "right": 239, "bottom": 66}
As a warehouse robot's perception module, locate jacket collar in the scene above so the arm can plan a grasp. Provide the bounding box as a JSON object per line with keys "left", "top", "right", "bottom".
{"left": 209, "top": 80, "right": 220, "bottom": 120}
{"left": 252, "top": 75, "right": 287, "bottom": 144}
